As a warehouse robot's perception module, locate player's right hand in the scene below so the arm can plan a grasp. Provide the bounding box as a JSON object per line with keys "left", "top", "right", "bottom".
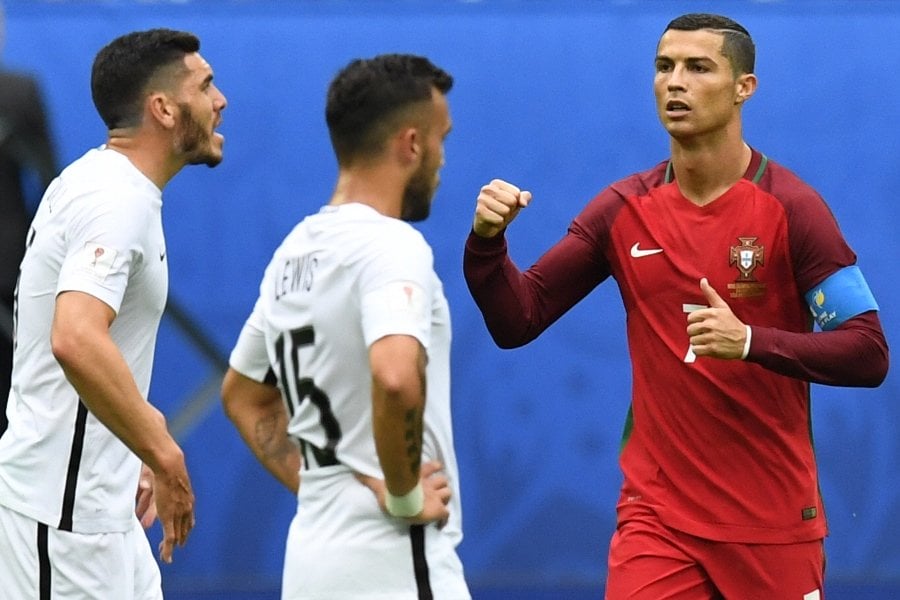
{"left": 135, "top": 463, "right": 157, "bottom": 529}
{"left": 472, "top": 179, "right": 532, "bottom": 238}
{"left": 153, "top": 450, "right": 195, "bottom": 564}
{"left": 355, "top": 460, "right": 452, "bottom": 527}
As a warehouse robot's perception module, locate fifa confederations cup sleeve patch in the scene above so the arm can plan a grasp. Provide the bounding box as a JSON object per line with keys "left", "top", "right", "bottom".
{"left": 804, "top": 266, "right": 878, "bottom": 331}
{"left": 76, "top": 241, "right": 119, "bottom": 282}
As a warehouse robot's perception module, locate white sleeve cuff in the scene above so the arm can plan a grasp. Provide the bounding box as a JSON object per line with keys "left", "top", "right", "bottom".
{"left": 741, "top": 325, "right": 752, "bottom": 360}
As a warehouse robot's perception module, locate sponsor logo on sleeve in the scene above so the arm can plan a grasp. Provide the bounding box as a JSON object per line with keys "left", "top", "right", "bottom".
{"left": 808, "top": 289, "right": 837, "bottom": 328}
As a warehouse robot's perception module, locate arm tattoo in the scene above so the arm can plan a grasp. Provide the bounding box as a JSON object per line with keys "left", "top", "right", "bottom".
{"left": 254, "top": 410, "right": 293, "bottom": 462}
{"left": 404, "top": 407, "right": 423, "bottom": 477}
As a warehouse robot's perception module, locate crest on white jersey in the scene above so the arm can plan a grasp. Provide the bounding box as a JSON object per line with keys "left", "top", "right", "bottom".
{"left": 385, "top": 280, "right": 426, "bottom": 317}
{"left": 78, "top": 241, "right": 118, "bottom": 281}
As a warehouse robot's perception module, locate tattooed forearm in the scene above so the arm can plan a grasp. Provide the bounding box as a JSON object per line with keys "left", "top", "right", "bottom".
{"left": 403, "top": 407, "right": 423, "bottom": 477}
{"left": 247, "top": 408, "right": 301, "bottom": 493}
{"left": 255, "top": 410, "right": 297, "bottom": 462}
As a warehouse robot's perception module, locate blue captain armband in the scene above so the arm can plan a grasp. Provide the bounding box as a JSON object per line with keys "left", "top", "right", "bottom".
{"left": 804, "top": 266, "right": 878, "bottom": 331}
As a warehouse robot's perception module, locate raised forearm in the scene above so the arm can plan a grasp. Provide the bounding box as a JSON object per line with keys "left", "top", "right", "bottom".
{"left": 464, "top": 229, "right": 605, "bottom": 348}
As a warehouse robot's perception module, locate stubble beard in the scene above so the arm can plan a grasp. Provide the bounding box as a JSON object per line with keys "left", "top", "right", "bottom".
{"left": 175, "top": 102, "right": 222, "bottom": 168}
{"left": 400, "top": 156, "right": 437, "bottom": 223}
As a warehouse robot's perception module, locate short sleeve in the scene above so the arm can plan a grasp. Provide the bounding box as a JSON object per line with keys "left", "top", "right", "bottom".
{"left": 229, "top": 297, "right": 273, "bottom": 383}
{"left": 358, "top": 228, "right": 434, "bottom": 349}
{"left": 56, "top": 193, "right": 144, "bottom": 314}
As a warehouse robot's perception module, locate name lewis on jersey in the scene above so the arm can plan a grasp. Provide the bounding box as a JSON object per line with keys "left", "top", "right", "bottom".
{"left": 275, "top": 252, "right": 319, "bottom": 301}
{"left": 727, "top": 236, "right": 766, "bottom": 298}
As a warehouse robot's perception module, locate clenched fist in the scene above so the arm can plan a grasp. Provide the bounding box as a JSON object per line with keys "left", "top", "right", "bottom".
{"left": 472, "top": 179, "right": 532, "bottom": 238}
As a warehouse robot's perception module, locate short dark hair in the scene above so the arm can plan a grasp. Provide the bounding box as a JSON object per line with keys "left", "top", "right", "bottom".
{"left": 91, "top": 28, "right": 200, "bottom": 130}
{"left": 325, "top": 54, "right": 453, "bottom": 167}
{"left": 664, "top": 13, "right": 755, "bottom": 76}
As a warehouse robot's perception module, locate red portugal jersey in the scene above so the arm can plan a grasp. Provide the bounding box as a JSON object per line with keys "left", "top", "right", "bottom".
{"left": 464, "top": 149, "right": 877, "bottom": 544}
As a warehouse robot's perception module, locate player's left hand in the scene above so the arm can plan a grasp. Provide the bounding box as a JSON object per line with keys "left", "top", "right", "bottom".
{"left": 686, "top": 278, "right": 747, "bottom": 360}
{"left": 135, "top": 462, "right": 158, "bottom": 529}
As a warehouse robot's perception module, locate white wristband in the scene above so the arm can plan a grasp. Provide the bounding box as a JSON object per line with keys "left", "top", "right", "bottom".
{"left": 741, "top": 325, "right": 752, "bottom": 360}
{"left": 385, "top": 482, "right": 424, "bottom": 517}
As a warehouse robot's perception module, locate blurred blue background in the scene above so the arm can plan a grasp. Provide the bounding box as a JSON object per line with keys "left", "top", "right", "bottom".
{"left": 3, "top": 0, "right": 898, "bottom": 598}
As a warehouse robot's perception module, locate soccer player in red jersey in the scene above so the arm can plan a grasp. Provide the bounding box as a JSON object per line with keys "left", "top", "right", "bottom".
{"left": 463, "top": 13, "right": 888, "bottom": 600}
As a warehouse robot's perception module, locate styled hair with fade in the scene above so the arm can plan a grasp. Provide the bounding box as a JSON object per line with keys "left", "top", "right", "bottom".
{"left": 91, "top": 28, "right": 200, "bottom": 130}
{"left": 664, "top": 13, "right": 755, "bottom": 76}
{"left": 325, "top": 53, "right": 453, "bottom": 167}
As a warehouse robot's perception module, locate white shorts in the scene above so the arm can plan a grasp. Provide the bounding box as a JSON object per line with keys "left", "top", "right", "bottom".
{"left": 282, "top": 465, "right": 470, "bottom": 600}
{"left": 0, "top": 503, "right": 162, "bottom": 600}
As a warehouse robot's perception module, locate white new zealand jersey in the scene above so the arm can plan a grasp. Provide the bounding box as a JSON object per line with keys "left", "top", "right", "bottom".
{"left": 0, "top": 146, "right": 167, "bottom": 533}
{"left": 230, "top": 202, "right": 463, "bottom": 543}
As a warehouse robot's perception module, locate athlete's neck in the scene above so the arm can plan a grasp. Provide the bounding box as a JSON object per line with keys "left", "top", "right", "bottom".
{"left": 106, "top": 130, "right": 180, "bottom": 191}
{"left": 669, "top": 132, "right": 752, "bottom": 207}
{"left": 329, "top": 162, "right": 406, "bottom": 219}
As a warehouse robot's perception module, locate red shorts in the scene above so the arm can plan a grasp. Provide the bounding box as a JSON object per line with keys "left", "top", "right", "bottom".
{"left": 606, "top": 506, "right": 825, "bottom": 600}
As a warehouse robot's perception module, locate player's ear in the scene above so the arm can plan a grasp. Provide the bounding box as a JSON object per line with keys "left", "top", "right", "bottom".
{"left": 147, "top": 92, "right": 177, "bottom": 129}
{"left": 395, "top": 126, "right": 420, "bottom": 166}
{"left": 734, "top": 73, "right": 757, "bottom": 105}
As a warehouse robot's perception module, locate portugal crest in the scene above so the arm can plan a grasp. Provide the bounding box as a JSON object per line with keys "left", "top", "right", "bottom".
{"left": 727, "top": 237, "right": 766, "bottom": 298}
{"left": 730, "top": 237, "right": 764, "bottom": 281}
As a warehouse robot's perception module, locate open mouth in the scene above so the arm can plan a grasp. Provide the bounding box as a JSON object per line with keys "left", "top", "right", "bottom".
{"left": 666, "top": 100, "right": 690, "bottom": 113}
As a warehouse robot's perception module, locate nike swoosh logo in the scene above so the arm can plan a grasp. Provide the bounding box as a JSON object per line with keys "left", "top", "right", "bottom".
{"left": 630, "top": 242, "right": 664, "bottom": 258}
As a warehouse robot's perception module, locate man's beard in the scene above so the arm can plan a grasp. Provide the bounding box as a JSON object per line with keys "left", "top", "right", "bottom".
{"left": 400, "top": 159, "right": 435, "bottom": 223}
{"left": 175, "top": 103, "right": 222, "bottom": 168}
